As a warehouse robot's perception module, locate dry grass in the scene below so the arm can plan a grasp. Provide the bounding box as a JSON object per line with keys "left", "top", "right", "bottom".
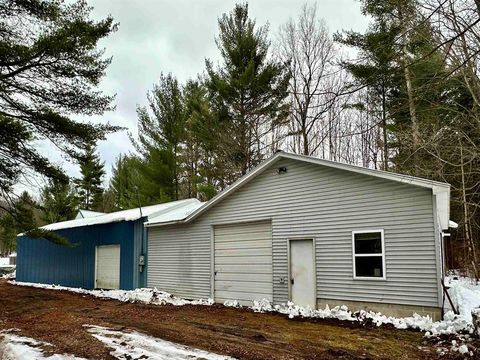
{"left": 0, "top": 280, "right": 439, "bottom": 359}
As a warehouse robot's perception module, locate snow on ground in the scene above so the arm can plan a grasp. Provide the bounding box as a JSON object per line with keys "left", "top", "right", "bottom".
{"left": 0, "top": 330, "right": 84, "bottom": 360}
{"left": 9, "top": 276, "right": 479, "bottom": 338}
{"left": 10, "top": 281, "right": 213, "bottom": 306}
{"left": 1, "top": 270, "right": 15, "bottom": 280}
{"left": 85, "top": 325, "right": 233, "bottom": 360}
{"left": 238, "top": 298, "right": 472, "bottom": 337}
{"left": 446, "top": 276, "right": 480, "bottom": 322}
{"left": 0, "top": 327, "right": 231, "bottom": 360}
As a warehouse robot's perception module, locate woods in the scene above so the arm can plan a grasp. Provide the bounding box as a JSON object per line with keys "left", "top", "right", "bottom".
{"left": 0, "top": 0, "right": 479, "bottom": 277}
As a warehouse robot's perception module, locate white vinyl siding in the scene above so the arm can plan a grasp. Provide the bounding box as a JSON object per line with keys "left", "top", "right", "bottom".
{"left": 148, "top": 158, "right": 439, "bottom": 307}
{"left": 214, "top": 221, "right": 272, "bottom": 305}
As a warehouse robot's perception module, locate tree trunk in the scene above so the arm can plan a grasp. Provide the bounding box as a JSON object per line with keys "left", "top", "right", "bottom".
{"left": 460, "top": 140, "right": 479, "bottom": 279}
{"left": 174, "top": 146, "right": 179, "bottom": 200}
{"left": 402, "top": 44, "right": 420, "bottom": 151}
{"left": 302, "top": 113, "right": 309, "bottom": 155}
{"left": 473, "top": 308, "right": 480, "bottom": 337}
{"left": 381, "top": 82, "right": 388, "bottom": 170}
{"left": 397, "top": 5, "right": 420, "bottom": 156}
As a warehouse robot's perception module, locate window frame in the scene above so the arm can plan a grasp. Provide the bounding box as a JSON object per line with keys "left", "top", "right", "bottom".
{"left": 352, "top": 229, "right": 386, "bottom": 280}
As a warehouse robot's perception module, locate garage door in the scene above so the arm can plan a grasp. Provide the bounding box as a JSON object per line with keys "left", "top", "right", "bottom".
{"left": 214, "top": 221, "right": 272, "bottom": 305}
{"left": 95, "top": 245, "right": 120, "bottom": 289}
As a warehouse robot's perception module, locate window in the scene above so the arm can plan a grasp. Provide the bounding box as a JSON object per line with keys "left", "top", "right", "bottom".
{"left": 352, "top": 230, "right": 385, "bottom": 280}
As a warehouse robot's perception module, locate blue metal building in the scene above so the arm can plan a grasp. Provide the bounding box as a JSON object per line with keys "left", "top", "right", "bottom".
{"left": 16, "top": 199, "right": 200, "bottom": 290}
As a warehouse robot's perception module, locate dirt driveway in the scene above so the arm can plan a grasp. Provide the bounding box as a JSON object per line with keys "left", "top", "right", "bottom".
{"left": 0, "top": 280, "right": 438, "bottom": 359}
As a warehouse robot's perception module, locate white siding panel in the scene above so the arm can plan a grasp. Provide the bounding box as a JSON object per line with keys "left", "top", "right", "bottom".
{"left": 147, "top": 159, "right": 439, "bottom": 307}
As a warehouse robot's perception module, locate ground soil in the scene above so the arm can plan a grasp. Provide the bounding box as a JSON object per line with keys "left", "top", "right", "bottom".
{"left": 0, "top": 280, "right": 442, "bottom": 359}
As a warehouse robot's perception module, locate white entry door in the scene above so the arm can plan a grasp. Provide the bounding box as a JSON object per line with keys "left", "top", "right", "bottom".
{"left": 290, "top": 239, "right": 315, "bottom": 307}
{"left": 95, "top": 245, "right": 120, "bottom": 289}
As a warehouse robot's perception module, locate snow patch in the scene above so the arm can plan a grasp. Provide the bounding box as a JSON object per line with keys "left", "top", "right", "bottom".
{"left": 446, "top": 276, "right": 480, "bottom": 322}
{"left": 1, "top": 270, "right": 16, "bottom": 280}
{"left": 85, "top": 325, "right": 233, "bottom": 360}
{"left": 10, "top": 281, "right": 214, "bottom": 307}
{"left": 0, "top": 330, "right": 84, "bottom": 359}
{"left": 223, "top": 300, "right": 240, "bottom": 308}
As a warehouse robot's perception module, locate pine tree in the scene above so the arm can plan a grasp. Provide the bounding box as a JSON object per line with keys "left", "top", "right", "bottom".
{"left": 0, "top": 213, "right": 16, "bottom": 254}
{"left": 14, "top": 192, "right": 37, "bottom": 231}
{"left": 338, "top": 0, "right": 480, "bottom": 274}
{"left": 206, "top": 3, "right": 290, "bottom": 180}
{"left": 0, "top": 192, "right": 38, "bottom": 253}
{"left": 131, "top": 73, "right": 186, "bottom": 203}
{"left": 335, "top": 0, "right": 402, "bottom": 170}
{"left": 75, "top": 142, "right": 105, "bottom": 211}
{"left": 182, "top": 80, "right": 222, "bottom": 200}
{"left": 40, "top": 179, "right": 78, "bottom": 223}
{"left": 109, "top": 154, "right": 143, "bottom": 210}
{"left": 0, "top": 0, "right": 119, "bottom": 212}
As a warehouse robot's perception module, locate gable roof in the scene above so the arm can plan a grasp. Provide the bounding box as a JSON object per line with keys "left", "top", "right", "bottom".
{"left": 75, "top": 209, "right": 105, "bottom": 219}
{"left": 146, "top": 151, "right": 451, "bottom": 229}
{"left": 24, "top": 199, "right": 201, "bottom": 233}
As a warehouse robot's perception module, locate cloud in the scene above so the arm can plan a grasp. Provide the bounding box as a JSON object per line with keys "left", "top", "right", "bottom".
{"left": 35, "top": 0, "right": 369, "bottom": 188}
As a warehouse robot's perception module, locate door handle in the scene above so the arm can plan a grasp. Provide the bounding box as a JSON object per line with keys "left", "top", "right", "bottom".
{"left": 291, "top": 278, "right": 294, "bottom": 285}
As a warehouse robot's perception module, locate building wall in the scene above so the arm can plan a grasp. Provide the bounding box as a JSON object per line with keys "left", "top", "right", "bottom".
{"left": 17, "top": 219, "right": 144, "bottom": 290}
{"left": 148, "top": 158, "right": 439, "bottom": 308}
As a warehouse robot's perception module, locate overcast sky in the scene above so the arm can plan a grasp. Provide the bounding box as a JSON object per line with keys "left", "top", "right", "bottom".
{"left": 41, "top": 0, "right": 370, "bottom": 187}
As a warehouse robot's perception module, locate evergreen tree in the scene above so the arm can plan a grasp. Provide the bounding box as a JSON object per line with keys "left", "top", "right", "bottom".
{"left": 206, "top": 3, "right": 290, "bottom": 180}
{"left": 182, "top": 80, "right": 222, "bottom": 200}
{"left": 335, "top": 1, "right": 401, "bottom": 170}
{"left": 0, "top": 213, "right": 16, "bottom": 254}
{"left": 13, "top": 192, "right": 37, "bottom": 231}
{"left": 0, "top": 0, "right": 119, "bottom": 212}
{"left": 131, "top": 73, "right": 186, "bottom": 203}
{"left": 75, "top": 142, "right": 105, "bottom": 211}
{"left": 40, "top": 179, "right": 78, "bottom": 223}
{"left": 0, "top": 192, "right": 38, "bottom": 253}
{"left": 109, "top": 154, "right": 143, "bottom": 210}
{"left": 338, "top": 0, "right": 480, "bottom": 274}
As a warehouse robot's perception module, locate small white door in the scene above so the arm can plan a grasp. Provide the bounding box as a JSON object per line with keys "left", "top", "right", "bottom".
{"left": 290, "top": 239, "right": 315, "bottom": 307}
{"left": 95, "top": 245, "right": 120, "bottom": 289}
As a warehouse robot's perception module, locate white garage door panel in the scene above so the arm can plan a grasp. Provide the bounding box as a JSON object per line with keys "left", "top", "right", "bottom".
{"left": 215, "top": 256, "right": 272, "bottom": 265}
{"left": 215, "top": 291, "right": 272, "bottom": 303}
{"left": 214, "top": 221, "right": 272, "bottom": 305}
{"left": 214, "top": 264, "right": 272, "bottom": 274}
{"left": 215, "top": 247, "right": 272, "bottom": 257}
{"left": 215, "top": 231, "right": 271, "bottom": 240}
{"left": 215, "top": 241, "right": 270, "bottom": 250}
{"left": 214, "top": 273, "right": 272, "bottom": 282}
{"left": 96, "top": 245, "right": 120, "bottom": 290}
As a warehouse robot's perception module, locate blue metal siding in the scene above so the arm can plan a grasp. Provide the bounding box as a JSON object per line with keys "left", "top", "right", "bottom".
{"left": 132, "top": 219, "right": 147, "bottom": 288}
{"left": 16, "top": 219, "right": 143, "bottom": 290}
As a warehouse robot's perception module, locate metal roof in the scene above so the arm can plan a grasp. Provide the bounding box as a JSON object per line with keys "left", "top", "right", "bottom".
{"left": 24, "top": 199, "right": 201, "bottom": 233}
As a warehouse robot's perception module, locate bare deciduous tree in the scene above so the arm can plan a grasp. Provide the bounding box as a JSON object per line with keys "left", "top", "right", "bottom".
{"left": 277, "top": 3, "right": 338, "bottom": 156}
